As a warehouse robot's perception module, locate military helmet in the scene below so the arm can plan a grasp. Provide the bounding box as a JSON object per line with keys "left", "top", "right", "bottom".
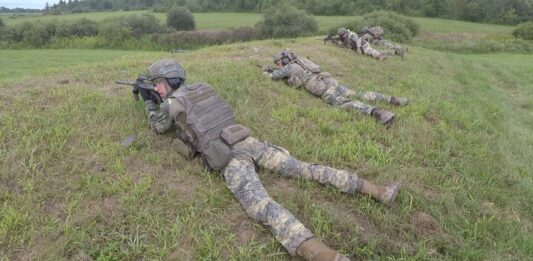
{"left": 361, "top": 26, "right": 369, "bottom": 33}
{"left": 337, "top": 27, "right": 348, "bottom": 36}
{"left": 273, "top": 50, "right": 296, "bottom": 65}
{"left": 147, "top": 58, "right": 186, "bottom": 82}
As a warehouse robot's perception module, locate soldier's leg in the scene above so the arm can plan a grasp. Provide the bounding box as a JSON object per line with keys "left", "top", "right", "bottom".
{"left": 361, "top": 42, "right": 394, "bottom": 60}
{"left": 322, "top": 85, "right": 375, "bottom": 115}
{"left": 237, "top": 137, "right": 400, "bottom": 204}
{"left": 337, "top": 84, "right": 408, "bottom": 107}
{"left": 222, "top": 154, "right": 314, "bottom": 255}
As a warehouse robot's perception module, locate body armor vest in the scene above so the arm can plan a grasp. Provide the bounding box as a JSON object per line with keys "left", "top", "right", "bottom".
{"left": 172, "top": 83, "right": 235, "bottom": 170}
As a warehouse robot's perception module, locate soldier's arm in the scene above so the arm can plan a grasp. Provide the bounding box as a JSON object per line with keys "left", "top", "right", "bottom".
{"left": 145, "top": 100, "right": 174, "bottom": 135}
{"left": 270, "top": 65, "right": 291, "bottom": 81}
{"left": 168, "top": 98, "right": 197, "bottom": 159}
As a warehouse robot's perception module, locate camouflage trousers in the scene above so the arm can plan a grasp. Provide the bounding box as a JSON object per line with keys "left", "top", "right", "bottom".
{"left": 370, "top": 39, "right": 403, "bottom": 51}
{"left": 361, "top": 42, "right": 394, "bottom": 59}
{"left": 321, "top": 81, "right": 392, "bottom": 115}
{"left": 222, "top": 137, "right": 364, "bottom": 255}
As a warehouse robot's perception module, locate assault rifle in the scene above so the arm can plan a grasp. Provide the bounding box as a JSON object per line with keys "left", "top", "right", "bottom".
{"left": 256, "top": 64, "right": 276, "bottom": 73}
{"left": 116, "top": 75, "right": 162, "bottom": 104}
{"left": 322, "top": 35, "right": 341, "bottom": 45}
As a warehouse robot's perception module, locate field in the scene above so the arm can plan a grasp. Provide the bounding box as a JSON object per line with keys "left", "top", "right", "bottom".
{"left": 0, "top": 11, "right": 515, "bottom": 33}
{"left": 0, "top": 11, "right": 356, "bottom": 31}
{"left": 0, "top": 13, "right": 532, "bottom": 261}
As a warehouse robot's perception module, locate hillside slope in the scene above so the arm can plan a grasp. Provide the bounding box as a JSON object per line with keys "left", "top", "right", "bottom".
{"left": 0, "top": 38, "right": 532, "bottom": 260}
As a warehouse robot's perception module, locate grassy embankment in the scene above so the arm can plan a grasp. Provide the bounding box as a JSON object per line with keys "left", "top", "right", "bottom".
{"left": 1, "top": 32, "right": 532, "bottom": 260}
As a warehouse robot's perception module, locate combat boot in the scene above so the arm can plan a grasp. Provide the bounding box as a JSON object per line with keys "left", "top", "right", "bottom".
{"left": 390, "top": 96, "right": 409, "bottom": 106}
{"left": 394, "top": 48, "right": 405, "bottom": 59}
{"left": 377, "top": 53, "right": 388, "bottom": 61}
{"left": 378, "top": 183, "right": 400, "bottom": 205}
{"left": 296, "top": 238, "right": 350, "bottom": 261}
{"left": 371, "top": 109, "right": 395, "bottom": 125}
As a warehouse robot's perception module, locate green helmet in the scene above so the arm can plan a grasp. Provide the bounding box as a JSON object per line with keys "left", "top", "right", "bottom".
{"left": 147, "top": 58, "right": 186, "bottom": 82}
{"left": 273, "top": 50, "right": 296, "bottom": 65}
{"left": 337, "top": 27, "right": 348, "bottom": 36}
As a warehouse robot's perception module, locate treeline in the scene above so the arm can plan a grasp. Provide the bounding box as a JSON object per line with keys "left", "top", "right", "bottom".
{"left": 44, "top": 0, "right": 533, "bottom": 25}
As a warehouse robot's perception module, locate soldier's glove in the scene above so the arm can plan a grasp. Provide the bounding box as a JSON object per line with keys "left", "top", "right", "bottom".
{"left": 139, "top": 88, "right": 153, "bottom": 102}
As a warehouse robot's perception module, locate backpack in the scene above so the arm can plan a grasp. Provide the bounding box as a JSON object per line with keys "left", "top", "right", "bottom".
{"left": 369, "top": 27, "right": 384, "bottom": 39}
{"left": 293, "top": 57, "right": 321, "bottom": 73}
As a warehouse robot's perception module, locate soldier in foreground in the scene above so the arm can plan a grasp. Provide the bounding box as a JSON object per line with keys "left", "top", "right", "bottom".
{"left": 140, "top": 58, "right": 401, "bottom": 261}
{"left": 264, "top": 50, "right": 408, "bottom": 125}
{"left": 359, "top": 26, "right": 406, "bottom": 58}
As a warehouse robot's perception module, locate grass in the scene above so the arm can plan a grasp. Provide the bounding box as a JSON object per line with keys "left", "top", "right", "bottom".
{"left": 0, "top": 37, "right": 532, "bottom": 260}
{"left": 0, "top": 49, "right": 141, "bottom": 82}
{"left": 0, "top": 11, "right": 355, "bottom": 31}
{"left": 0, "top": 10, "right": 514, "bottom": 33}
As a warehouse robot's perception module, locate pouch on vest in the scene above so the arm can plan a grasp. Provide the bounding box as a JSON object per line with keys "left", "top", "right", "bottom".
{"left": 201, "top": 139, "right": 231, "bottom": 171}
{"left": 220, "top": 124, "right": 250, "bottom": 146}
{"left": 294, "top": 58, "right": 321, "bottom": 73}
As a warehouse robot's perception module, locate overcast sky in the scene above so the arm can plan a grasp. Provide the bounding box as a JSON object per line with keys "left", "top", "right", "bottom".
{"left": 1, "top": 0, "right": 60, "bottom": 9}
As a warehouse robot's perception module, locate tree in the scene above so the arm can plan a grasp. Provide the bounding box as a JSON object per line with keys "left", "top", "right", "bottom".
{"left": 166, "top": 7, "right": 195, "bottom": 31}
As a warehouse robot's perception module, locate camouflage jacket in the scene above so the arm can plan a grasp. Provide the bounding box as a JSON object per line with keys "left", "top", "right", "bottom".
{"left": 271, "top": 63, "right": 334, "bottom": 96}
{"left": 144, "top": 90, "right": 196, "bottom": 158}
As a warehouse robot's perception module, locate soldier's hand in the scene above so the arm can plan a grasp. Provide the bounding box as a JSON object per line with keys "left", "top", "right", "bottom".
{"left": 139, "top": 88, "right": 153, "bottom": 102}
{"left": 263, "top": 71, "right": 272, "bottom": 78}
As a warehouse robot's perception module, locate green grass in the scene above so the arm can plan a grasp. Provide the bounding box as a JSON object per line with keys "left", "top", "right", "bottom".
{"left": 0, "top": 11, "right": 514, "bottom": 33}
{"left": 0, "top": 49, "right": 141, "bottom": 82}
{"left": 412, "top": 17, "right": 514, "bottom": 33}
{"left": 0, "top": 11, "right": 354, "bottom": 31}
{"left": 0, "top": 37, "right": 532, "bottom": 260}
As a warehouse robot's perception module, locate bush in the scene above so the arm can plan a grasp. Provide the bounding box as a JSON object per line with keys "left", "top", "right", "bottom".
{"left": 328, "top": 11, "right": 420, "bottom": 43}
{"left": 56, "top": 18, "right": 98, "bottom": 37}
{"left": 513, "top": 21, "right": 533, "bottom": 40}
{"left": 151, "top": 27, "right": 260, "bottom": 50}
{"left": 99, "top": 14, "right": 162, "bottom": 44}
{"left": 0, "top": 18, "right": 4, "bottom": 28}
{"left": 167, "top": 7, "right": 195, "bottom": 31}
{"left": 255, "top": 4, "right": 318, "bottom": 38}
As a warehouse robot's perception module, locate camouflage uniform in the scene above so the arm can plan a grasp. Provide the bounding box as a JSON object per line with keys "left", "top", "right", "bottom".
{"left": 341, "top": 30, "right": 393, "bottom": 59}
{"left": 270, "top": 63, "right": 394, "bottom": 115}
{"left": 360, "top": 26, "right": 404, "bottom": 51}
{"left": 145, "top": 84, "right": 369, "bottom": 256}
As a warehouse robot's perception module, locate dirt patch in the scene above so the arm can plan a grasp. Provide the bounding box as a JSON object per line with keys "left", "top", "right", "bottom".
{"left": 334, "top": 206, "right": 379, "bottom": 240}
{"left": 44, "top": 201, "right": 67, "bottom": 221}
{"left": 86, "top": 197, "right": 122, "bottom": 226}
{"left": 410, "top": 211, "right": 442, "bottom": 238}
{"left": 270, "top": 179, "right": 297, "bottom": 195}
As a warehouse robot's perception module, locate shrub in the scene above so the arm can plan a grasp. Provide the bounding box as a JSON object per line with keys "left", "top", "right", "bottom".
{"left": 99, "top": 14, "right": 162, "bottom": 43}
{"left": 328, "top": 11, "right": 420, "bottom": 43}
{"left": 167, "top": 7, "right": 195, "bottom": 31}
{"left": 255, "top": 4, "right": 318, "bottom": 38}
{"left": 151, "top": 27, "right": 260, "bottom": 50}
{"left": 0, "top": 18, "right": 4, "bottom": 28}
{"left": 56, "top": 18, "right": 98, "bottom": 37}
{"left": 513, "top": 21, "right": 533, "bottom": 40}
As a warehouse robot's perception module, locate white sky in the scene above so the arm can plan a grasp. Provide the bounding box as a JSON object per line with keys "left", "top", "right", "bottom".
{"left": 0, "top": 0, "right": 60, "bottom": 9}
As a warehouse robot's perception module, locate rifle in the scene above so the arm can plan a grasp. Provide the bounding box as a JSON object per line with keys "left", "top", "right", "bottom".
{"left": 322, "top": 35, "right": 341, "bottom": 45}
{"left": 256, "top": 64, "right": 276, "bottom": 73}
{"left": 116, "top": 75, "right": 162, "bottom": 104}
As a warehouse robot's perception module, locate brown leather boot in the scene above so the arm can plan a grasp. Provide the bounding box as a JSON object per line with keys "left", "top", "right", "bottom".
{"left": 296, "top": 238, "right": 350, "bottom": 261}
{"left": 378, "top": 183, "right": 401, "bottom": 204}
{"left": 371, "top": 109, "right": 395, "bottom": 125}
{"left": 390, "top": 96, "right": 409, "bottom": 106}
